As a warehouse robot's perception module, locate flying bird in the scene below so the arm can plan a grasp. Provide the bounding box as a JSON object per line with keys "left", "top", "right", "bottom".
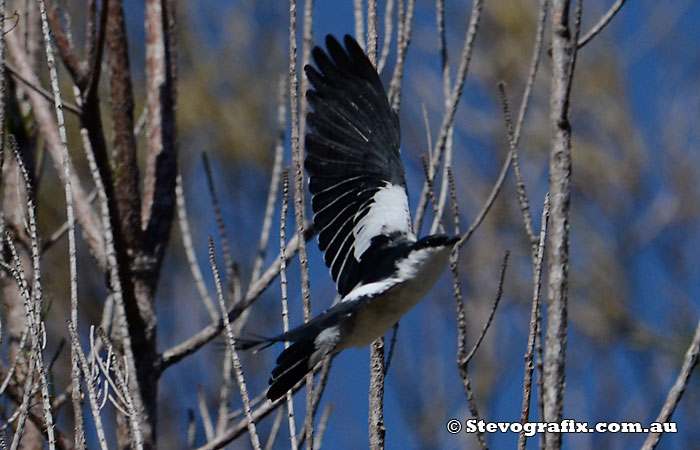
{"left": 241, "top": 34, "right": 458, "bottom": 401}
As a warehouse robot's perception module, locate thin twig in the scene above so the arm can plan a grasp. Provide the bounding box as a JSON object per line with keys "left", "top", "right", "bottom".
{"left": 67, "top": 323, "right": 109, "bottom": 450}
{"left": 279, "top": 169, "right": 298, "bottom": 450}
{"left": 176, "top": 174, "right": 217, "bottom": 321}
{"left": 208, "top": 238, "right": 261, "bottom": 450}
{"left": 383, "top": 324, "right": 399, "bottom": 376}
{"left": 577, "top": 0, "right": 626, "bottom": 49}
{"left": 41, "top": 189, "right": 97, "bottom": 253}
{"left": 313, "top": 403, "right": 333, "bottom": 449}
{"left": 518, "top": 194, "right": 550, "bottom": 450}
{"left": 95, "top": 328, "right": 143, "bottom": 449}
{"left": 498, "top": 82, "right": 537, "bottom": 248}
{"left": 37, "top": 1, "right": 75, "bottom": 446}
{"left": 514, "top": 0, "right": 548, "bottom": 146}
{"left": 421, "top": 155, "right": 444, "bottom": 234}
{"left": 641, "top": 317, "right": 700, "bottom": 450}
{"left": 377, "top": 0, "right": 393, "bottom": 74}
{"left": 197, "top": 385, "right": 215, "bottom": 442}
{"left": 295, "top": 355, "right": 334, "bottom": 449}
{"left": 159, "top": 224, "right": 316, "bottom": 369}
{"left": 414, "top": 0, "right": 484, "bottom": 234}
{"left": 3, "top": 62, "right": 82, "bottom": 114}
{"left": 196, "top": 362, "right": 325, "bottom": 450}
{"left": 216, "top": 349, "right": 233, "bottom": 435}
{"left": 202, "top": 153, "right": 235, "bottom": 299}
{"left": 251, "top": 76, "right": 287, "bottom": 283}
{"left": 387, "top": 0, "right": 416, "bottom": 110}
{"left": 463, "top": 252, "right": 509, "bottom": 365}
{"left": 264, "top": 409, "right": 284, "bottom": 450}
{"left": 430, "top": 0, "right": 457, "bottom": 237}
{"left": 457, "top": 151, "right": 513, "bottom": 249}
{"left": 353, "top": 0, "right": 364, "bottom": 49}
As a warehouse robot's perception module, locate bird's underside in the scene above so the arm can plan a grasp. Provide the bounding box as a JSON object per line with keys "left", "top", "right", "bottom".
{"left": 238, "top": 34, "right": 457, "bottom": 401}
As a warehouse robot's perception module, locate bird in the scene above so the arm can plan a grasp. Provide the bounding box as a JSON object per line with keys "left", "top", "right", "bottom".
{"left": 240, "top": 34, "right": 459, "bottom": 401}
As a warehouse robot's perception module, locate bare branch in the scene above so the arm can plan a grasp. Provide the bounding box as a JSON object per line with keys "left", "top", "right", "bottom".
{"left": 251, "top": 76, "right": 287, "bottom": 283}
{"left": 498, "top": 82, "right": 537, "bottom": 247}
{"left": 6, "top": 35, "right": 102, "bottom": 251}
{"left": 141, "top": 0, "right": 178, "bottom": 264}
{"left": 160, "top": 224, "right": 315, "bottom": 369}
{"left": 106, "top": 0, "right": 141, "bottom": 254}
{"left": 175, "top": 174, "right": 217, "bottom": 321}
{"left": 36, "top": 1, "right": 80, "bottom": 446}
{"left": 457, "top": 151, "right": 512, "bottom": 248}
{"left": 279, "top": 170, "right": 298, "bottom": 450}
{"left": 542, "top": 1, "right": 581, "bottom": 448}
{"left": 515, "top": 0, "right": 548, "bottom": 145}
{"left": 414, "top": 0, "right": 484, "bottom": 234}
{"left": 518, "top": 194, "right": 550, "bottom": 450}
{"left": 353, "top": 0, "right": 364, "bottom": 49}
{"left": 387, "top": 0, "right": 415, "bottom": 110}
{"left": 641, "top": 318, "right": 700, "bottom": 450}
{"left": 288, "top": 1, "right": 314, "bottom": 446}
{"left": 43, "top": 0, "right": 87, "bottom": 87}
{"left": 209, "top": 237, "right": 261, "bottom": 450}
{"left": 202, "top": 153, "right": 235, "bottom": 297}
{"left": 366, "top": 0, "right": 378, "bottom": 65}
{"left": 4, "top": 62, "right": 81, "bottom": 114}
{"left": 197, "top": 385, "right": 215, "bottom": 442}
{"left": 376, "top": 0, "right": 393, "bottom": 74}
{"left": 463, "top": 251, "right": 509, "bottom": 366}
{"left": 369, "top": 337, "right": 386, "bottom": 450}
{"left": 577, "top": 0, "right": 626, "bottom": 49}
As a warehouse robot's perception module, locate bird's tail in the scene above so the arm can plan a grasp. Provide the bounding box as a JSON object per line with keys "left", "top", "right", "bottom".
{"left": 267, "top": 339, "right": 319, "bottom": 401}
{"left": 237, "top": 326, "right": 333, "bottom": 401}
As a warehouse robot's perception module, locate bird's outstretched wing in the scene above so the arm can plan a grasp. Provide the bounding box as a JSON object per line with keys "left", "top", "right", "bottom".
{"left": 305, "top": 34, "right": 415, "bottom": 297}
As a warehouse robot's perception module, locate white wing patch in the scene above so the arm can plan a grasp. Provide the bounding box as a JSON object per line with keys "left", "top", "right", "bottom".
{"left": 352, "top": 183, "right": 414, "bottom": 259}
{"left": 340, "top": 277, "right": 399, "bottom": 303}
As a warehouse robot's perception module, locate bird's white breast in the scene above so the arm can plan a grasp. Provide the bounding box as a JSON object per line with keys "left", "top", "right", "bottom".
{"left": 340, "top": 244, "right": 454, "bottom": 349}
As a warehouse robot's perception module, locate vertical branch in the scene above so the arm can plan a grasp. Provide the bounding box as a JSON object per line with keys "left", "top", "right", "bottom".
{"left": 366, "top": 0, "right": 378, "bottom": 64}
{"left": 6, "top": 136, "right": 56, "bottom": 449}
{"left": 296, "top": 0, "right": 313, "bottom": 176}
{"left": 368, "top": 337, "right": 386, "bottom": 450}
{"left": 429, "top": 0, "right": 454, "bottom": 236}
{"left": 288, "top": 0, "right": 314, "bottom": 447}
{"left": 142, "top": 0, "right": 177, "bottom": 265}
{"left": 35, "top": 1, "right": 75, "bottom": 447}
{"left": 518, "top": 194, "right": 549, "bottom": 450}
{"left": 365, "top": 32, "right": 385, "bottom": 450}
{"left": 353, "top": 0, "right": 365, "bottom": 48}
{"left": 376, "top": 0, "right": 393, "bottom": 74}
{"left": 5, "top": 32, "right": 103, "bottom": 256}
{"left": 279, "top": 170, "right": 298, "bottom": 450}
{"left": 543, "top": 1, "right": 581, "bottom": 449}
{"left": 0, "top": 0, "right": 5, "bottom": 165}
{"left": 387, "top": 0, "right": 415, "bottom": 110}
{"left": 107, "top": 0, "right": 141, "bottom": 254}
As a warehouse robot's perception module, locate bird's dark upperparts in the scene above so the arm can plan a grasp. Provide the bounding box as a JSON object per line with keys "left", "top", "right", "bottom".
{"left": 238, "top": 34, "right": 459, "bottom": 402}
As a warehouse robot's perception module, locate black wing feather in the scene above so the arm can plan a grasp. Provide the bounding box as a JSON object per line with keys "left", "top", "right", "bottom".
{"left": 305, "top": 34, "right": 410, "bottom": 296}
